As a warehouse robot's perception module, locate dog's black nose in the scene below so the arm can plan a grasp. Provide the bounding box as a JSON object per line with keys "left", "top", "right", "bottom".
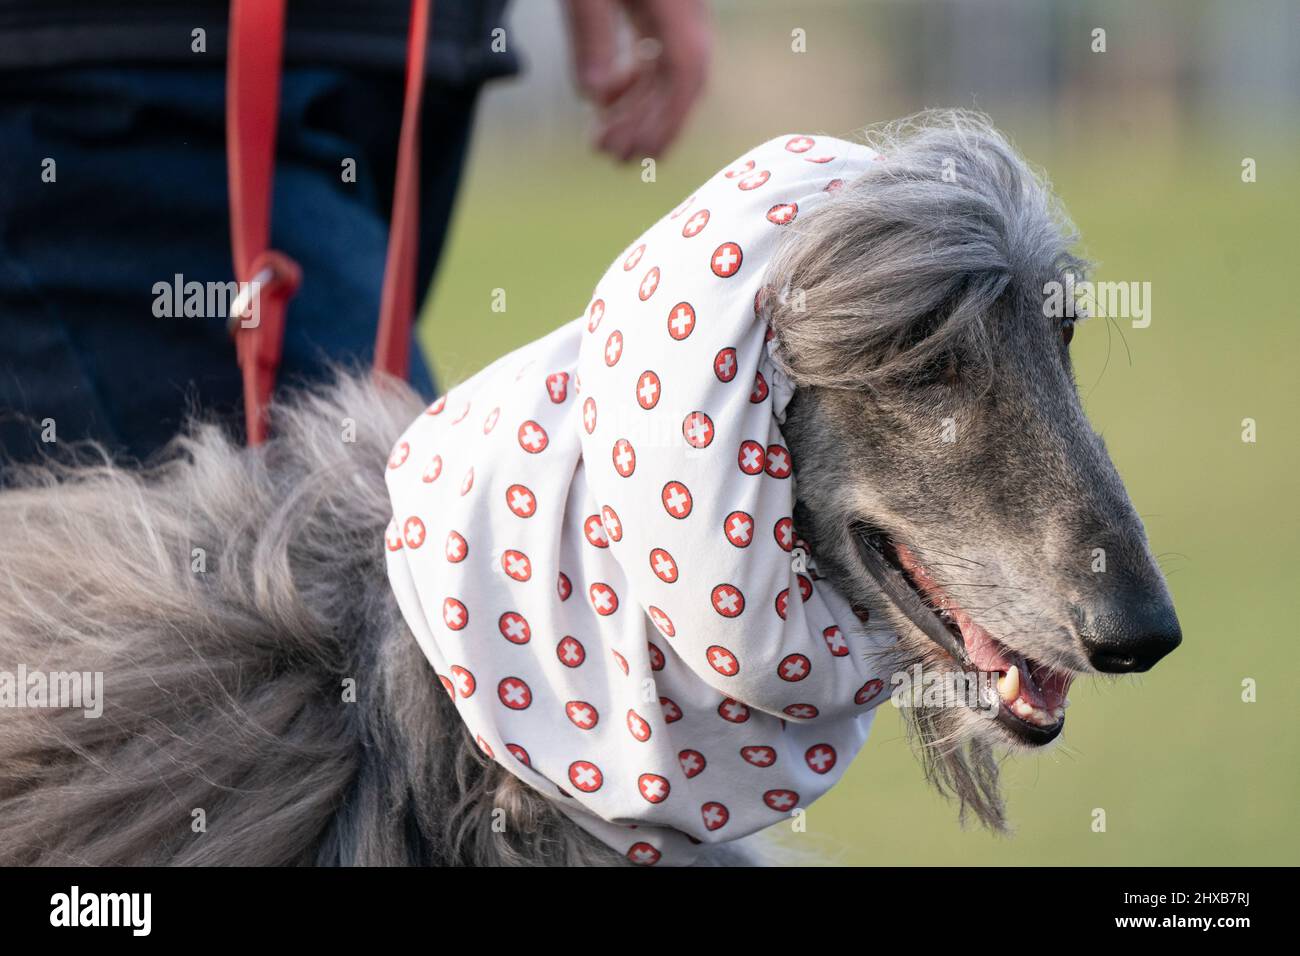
{"left": 1078, "top": 589, "right": 1182, "bottom": 673}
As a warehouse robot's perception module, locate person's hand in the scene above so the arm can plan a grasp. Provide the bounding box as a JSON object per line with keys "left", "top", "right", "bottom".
{"left": 564, "top": 0, "right": 712, "bottom": 161}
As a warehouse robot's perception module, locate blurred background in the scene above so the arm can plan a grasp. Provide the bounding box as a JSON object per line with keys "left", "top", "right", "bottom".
{"left": 422, "top": 0, "right": 1299, "bottom": 865}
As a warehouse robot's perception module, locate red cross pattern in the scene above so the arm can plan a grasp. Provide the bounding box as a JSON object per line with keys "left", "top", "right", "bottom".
{"left": 638, "top": 266, "right": 661, "bottom": 302}
{"left": 566, "top": 700, "right": 599, "bottom": 730}
{"left": 741, "top": 745, "right": 776, "bottom": 767}
{"left": 681, "top": 208, "right": 710, "bottom": 238}
{"left": 660, "top": 696, "right": 682, "bottom": 723}
{"left": 451, "top": 402, "right": 471, "bottom": 425}
{"left": 460, "top": 467, "right": 474, "bottom": 496}
{"left": 600, "top": 505, "right": 622, "bottom": 542}
{"left": 498, "top": 611, "right": 531, "bottom": 645}
{"left": 737, "top": 169, "right": 770, "bottom": 191}
{"left": 445, "top": 530, "right": 468, "bottom": 563}
{"left": 701, "top": 802, "right": 730, "bottom": 832}
{"left": 557, "top": 572, "right": 572, "bottom": 601}
{"left": 804, "top": 154, "right": 835, "bottom": 164}
{"left": 582, "top": 396, "right": 598, "bottom": 434}
{"left": 589, "top": 582, "right": 619, "bottom": 616}
{"left": 763, "top": 789, "right": 799, "bottom": 812}
{"left": 765, "top": 443, "right": 792, "bottom": 478}
{"left": 612, "top": 649, "right": 629, "bottom": 674}
{"left": 402, "top": 516, "right": 426, "bottom": 550}
{"left": 568, "top": 760, "right": 603, "bottom": 792}
{"left": 497, "top": 676, "right": 532, "bottom": 710}
{"left": 725, "top": 158, "right": 755, "bottom": 179}
{"left": 449, "top": 664, "right": 475, "bottom": 698}
{"left": 766, "top": 202, "right": 798, "bottom": 225}
{"left": 724, "top": 510, "right": 754, "bottom": 548}
{"left": 482, "top": 406, "right": 500, "bottom": 433}
{"left": 518, "top": 420, "right": 549, "bottom": 454}
{"left": 710, "top": 241, "right": 743, "bottom": 278}
{"left": 738, "top": 440, "right": 765, "bottom": 475}
{"left": 545, "top": 371, "right": 569, "bottom": 404}
{"left": 649, "top": 548, "right": 678, "bottom": 583}
{"left": 443, "top": 598, "right": 468, "bottom": 631}
{"left": 750, "top": 371, "right": 769, "bottom": 403}
{"left": 421, "top": 454, "right": 442, "bottom": 483}
{"left": 387, "top": 441, "right": 409, "bottom": 470}
{"left": 825, "top": 178, "right": 844, "bottom": 192}
{"left": 855, "top": 679, "right": 885, "bottom": 706}
{"left": 774, "top": 588, "right": 790, "bottom": 620}
{"left": 636, "top": 370, "right": 661, "bottom": 409}
{"left": 612, "top": 438, "right": 637, "bottom": 477}
{"left": 678, "top": 749, "right": 706, "bottom": 777}
{"left": 784, "top": 135, "right": 815, "bottom": 153}
{"left": 670, "top": 194, "right": 695, "bottom": 218}
{"left": 648, "top": 641, "right": 665, "bottom": 671}
{"left": 587, "top": 297, "right": 605, "bottom": 332}
{"left": 823, "top": 625, "right": 849, "bottom": 658}
{"left": 711, "top": 585, "right": 745, "bottom": 619}
{"left": 384, "top": 521, "right": 404, "bottom": 552}
{"left": 681, "top": 410, "right": 714, "bottom": 448}
{"left": 708, "top": 644, "right": 740, "bottom": 676}
{"left": 557, "top": 635, "right": 586, "bottom": 668}
{"left": 506, "top": 743, "right": 531, "bottom": 766}
{"left": 667, "top": 301, "right": 696, "bottom": 340}
{"left": 649, "top": 606, "right": 676, "bottom": 638}
{"left": 661, "top": 480, "right": 693, "bottom": 518}
{"left": 714, "top": 347, "right": 738, "bottom": 382}
{"left": 718, "top": 697, "right": 750, "bottom": 723}
{"left": 438, "top": 674, "right": 454, "bottom": 697}
{"left": 637, "top": 773, "right": 670, "bottom": 804}
{"left": 505, "top": 483, "right": 536, "bottom": 518}
{"left": 476, "top": 736, "right": 494, "bottom": 759}
{"left": 604, "top": 330, "right": 624, "bottom": 367}
{"left": 805, "top": 743, "right": 837, "bottom": 775}
{"left": 425, "top": 395, "right": 447, "bottom": 416}
{"left": 501, "top": 549, "right": 531, "bottom": 582}
{"left": 797, "top": 573, "right": 814, "bottom": 602}
{"left": 784, "top": 703, "right": 819, "bottom": 720}
{"left": 778, "top": 653, "right": 811, "bottom": 682}
{"left": 773, "top": 517, "right": 794, "bottom": 551}
{"left": 627, "top": 842, "right": 660, "bottom": 865}
{"left": 623, "top": 243, "right": 645, "bottom": 271}
{"left": 583, "top": 514, "right": 610, "bottom": 548}
{"left": 626, "top": 709, "right": 651, "bottom": 742}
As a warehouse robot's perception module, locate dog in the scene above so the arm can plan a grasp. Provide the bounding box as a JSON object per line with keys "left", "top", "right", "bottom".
{"left": 0, "top": 112, "right": 1180, "bottom": 865}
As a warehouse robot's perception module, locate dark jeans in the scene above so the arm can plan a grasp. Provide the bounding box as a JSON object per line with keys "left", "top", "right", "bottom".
{"left": 0, "top": 65, "right": 476, "bottom": 464}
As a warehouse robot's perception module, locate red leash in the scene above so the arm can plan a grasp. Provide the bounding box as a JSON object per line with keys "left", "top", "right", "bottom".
{"left": 226, "top": 0, "right": 430, "bottom": 444}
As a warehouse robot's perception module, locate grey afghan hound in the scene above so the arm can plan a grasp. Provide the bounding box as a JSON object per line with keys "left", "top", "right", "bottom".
{"left": 0, "top": 112, "right": 1179, "bottom": 865}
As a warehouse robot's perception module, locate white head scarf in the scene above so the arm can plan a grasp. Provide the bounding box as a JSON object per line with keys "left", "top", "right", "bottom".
{"left": 385, "top": 134, "right": 896, "bottom": 864}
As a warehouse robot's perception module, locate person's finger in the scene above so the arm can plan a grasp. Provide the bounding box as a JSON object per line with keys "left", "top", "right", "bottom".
{"left": 594, "top": 65, "right": 659, "bottom": 161}
{"left": 564, "top": 0, "right": 633, "bottom": 107}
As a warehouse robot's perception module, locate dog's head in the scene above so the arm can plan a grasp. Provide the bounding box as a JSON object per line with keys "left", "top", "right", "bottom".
{"left": 767, "top": 113, "right": 1180, "bottom": 824}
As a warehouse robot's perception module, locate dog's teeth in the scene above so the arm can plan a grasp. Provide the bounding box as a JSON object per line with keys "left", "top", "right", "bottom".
{"left": 1052, "top": 707, "right": 1065, "bottom": 720}
{"left": 996, "top": 666, "right": 1020, "bottom": 704}
{"left": 1013, "top": 699, "right": 1034, "bottom": 718}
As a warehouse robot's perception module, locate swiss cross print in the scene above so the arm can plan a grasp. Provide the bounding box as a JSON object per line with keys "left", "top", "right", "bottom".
{"left": 501, "top": 549, "right": 531, "bottom": 581}
{"left": 545, "top": 371, "right": 569, "bottom": 403}
{"left": 784, "top": 703, "right": 819, "bottom": 719}
{"left": 437, "top": 674, "right": 454, "bottom": 697}
{"left": 384, "top": 521, "right": 404, "bottom": 552}
{"left": 785, "top": 135, "right": 815, "bottom": 153}
{"left": 701, "top": 802, "right": 730, "bottom": 831}
{"left": 583, "top": 514, "right": 610, "bottom": 548}
{"left": 763, "top": 789, "right": 799, "bottom": 812}
{"left": 667, "top": 301, "right": 696, "bottom": 340}
{"left": 623, "top": 243, "right": 645, "bottom": 271}
{"left": 460, "top": 467, "right": 474, "bottom": 496}
{"left": 737, "top": 169, "right": 770, "bottom": 191}
{"left": 636, "top": 370, "right": 661, "bottom": 409}
{"left": 649, "top": 606, "right": 676, "bottom": 638}
{"left": 638, "top": 266, "right": 661, "bottom": 302}
{"left": 738, "top": 440, "right": 765, "bottom": 475}
{"left": 659, "top": 696, "right": 682, "bottom": 723}
{"left": 557, "top": 636, "right": 586, "bottom": 667}
{"left": 711, "top": 585, "right": 745, "bottom": 618}
{"left": 498, "top": 611, "right": 531, "bottom": 644}
{"left": 823, "top": 626, "right": 849, "bottom": 657}
{"left": 714, "top": 347, "right": 738, "bottom": 382}
{"left": 476, "top": 736, "right": 494, "bottom": 759}
{"left": 557, "top": 572, "right": 572, "bottom": 600}
{"left": 773, "top": 517, "right": 794, "bottom": 551}
{"left": 506, "top": 743, "right": 531, "bottom": 766}
{"left": 777, "top": 653, "right": 811, "bottom": 682}
{"left": 797, "top": 574, "right": 814, "bottom": 602}
{"left": 681, "top": 208, "right": 710, "bottom": 238}
{"left": 648, "top": 641, "right": 665, "bottom": 671}
{"left": 600, "top": 505, "right": 622, "bottom": 542}
{"left": 855, "top": 679, "right": 885, "bottom": 706}
{"left": 774, "top": 589, "right": 790, "bottom": 620}
{"left": 505, "top": 483, "right": 536, "bottom": 517}
{"left": 589, "top": 582, "right": 619, "bottom": 616}
{"left": 443, "top": 598, "right": 468, "bottom": 631}
{"left": 708, "top": 644, "right": 740, "bottom": 676}
{"left": 678, "top": 749, "right": 706, "bottom": 778}
{"left": 670, "top": 195, "right": 695, "bottom": 218}
{"left": 718, "top": 698, "right": 750, "bottom": 723}
{"left": 566, "top": 700, "right": 599, "bottom": 730}
{"left": 451, "top": 403, "right": 471, "bottom": 425}
{"left": 661, "top": 481, "right": 693, "bottom": 518}
{"left": 626, "top": 709, "right": 651, "bottom": 742}
{"left": 804, "top": 154, "right": 835, "bottom": 164}
{"left": 766, "top": 202, "right": 798, "bottom": 225}
{"left": 612, "top": 438, "right": 637, "bottom": 477}
{"left": 425, "top": 394, "right": 447, "bottom": 416}
{"left": 449, "top": 665, "right": 475, "bottom": 698}
{"left": 765, "top": 444, "right": 792, "bottom": 478}
{"left": 612, "top": 649, "right": 629, "bottom": 674}
{"left": 741, "top": 745, "right": 776, "bottom": 767}
{"left": 482, "top": 407, "right": 500, "bottom": 433}
{"left": 402, "top": 516, "right": 426, "bottom": 549}
{"left": 825, "top": 178, "right": 844, "bottom": 192}
{"left": 569, "top": 760, "right": 603, "bottom": 792}
{"left": 497, "top": 676, "right": 532, "bottom": 710}
{"left": 445, "top": 530, "right": 468, "bottom": 563}
{"left": 724, "top": 510, "right": 754, "bottom": 547}
{"left": 710, "top": 242, "right": 743, "bottom": 278}
{"left": 725, "top": 158, "right": 755, "bottom": 179}
{"left": 587, "top": 298, "right": 605, "bottom": 332}
{"left": 518, "top": 420, "right": 548, "bottom": 453}
{"left": 604, "top": 330, "right": 624, "bottom": 367}
{"left": 649, "top": 548, "right": 678, "bottom": 583}
{"left": 638, "top": 773, "right": 670, "bottom": 804}
{"left": 387, "top": 441, "right": 409, "bottom": 469}
{"left": 627, "top": 842, "right": 661, "bottom": 865}
{"left": 582, "top": 397, "right": 597, "bottom": 434}
{"left": 681, "top": 410, "right": 714, "bottom": 448}
{"left": 750, "top": 372, "right": 769, "bottom": 403}
{"left": 421, "top": 455, "right": 443, "bottom": 483}
{"left": 805, "top": 744, "right": 837, "bottom": 774}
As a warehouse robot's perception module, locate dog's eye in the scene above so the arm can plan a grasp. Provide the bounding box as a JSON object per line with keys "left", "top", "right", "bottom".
{"left": 1061, "top": 319, "right": 1075, "bottom": 347}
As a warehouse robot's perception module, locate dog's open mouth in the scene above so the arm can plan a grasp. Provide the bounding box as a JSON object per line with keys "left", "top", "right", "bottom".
{"left": 852, "top": 525, "right": 1074, "bottom": 746}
